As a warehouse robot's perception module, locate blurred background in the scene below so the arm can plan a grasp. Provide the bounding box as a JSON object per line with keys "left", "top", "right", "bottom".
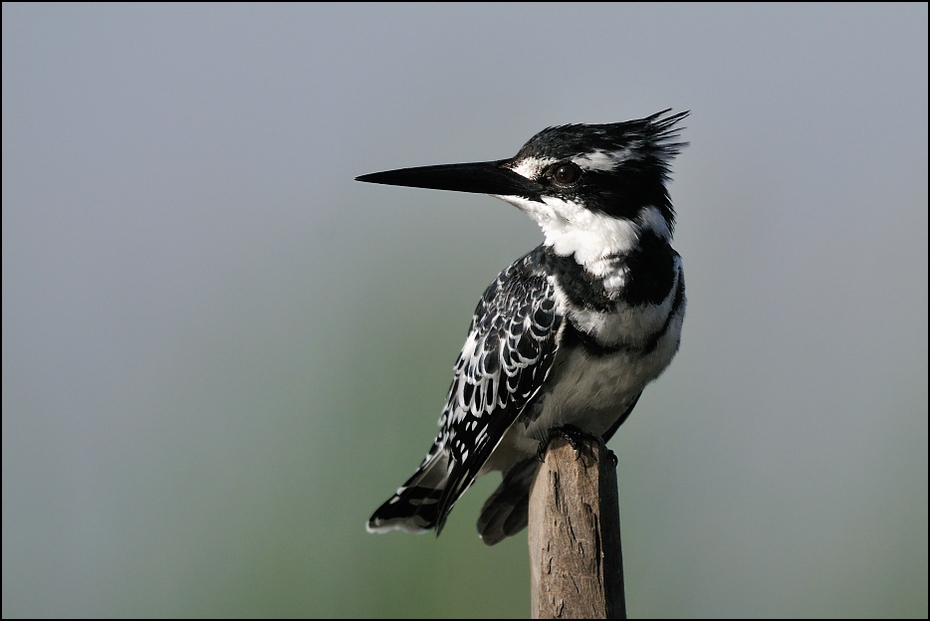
{"left": 3, "top": 3, "right": 927, "bottom": 618}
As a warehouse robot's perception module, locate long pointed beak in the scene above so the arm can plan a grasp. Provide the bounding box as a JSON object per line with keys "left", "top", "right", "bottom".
{"left": 356, "top": 160, "right": 539, "bottom": 198}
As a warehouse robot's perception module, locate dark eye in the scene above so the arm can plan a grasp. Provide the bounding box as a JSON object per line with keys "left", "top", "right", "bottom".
{"left": 551, "top": 162, "right": 582, "bottom": 185}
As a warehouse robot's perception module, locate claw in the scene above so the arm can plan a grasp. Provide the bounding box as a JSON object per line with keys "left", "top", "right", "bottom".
{"left": 536, "top": 425, "right": 600, "bottom": 461}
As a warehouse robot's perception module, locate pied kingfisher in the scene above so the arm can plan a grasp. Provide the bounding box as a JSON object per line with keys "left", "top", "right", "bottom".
{"left": 359, "top": 109, "right": 688, "bottom": 545}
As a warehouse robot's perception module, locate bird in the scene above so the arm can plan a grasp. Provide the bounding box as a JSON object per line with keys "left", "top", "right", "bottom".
{"left": 358, "top": 109, "right": 688, "bottom": 545}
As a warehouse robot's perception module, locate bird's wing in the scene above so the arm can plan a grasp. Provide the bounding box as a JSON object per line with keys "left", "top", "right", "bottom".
{"left": 431, "top": 249, "right": 562, "bottom": 533}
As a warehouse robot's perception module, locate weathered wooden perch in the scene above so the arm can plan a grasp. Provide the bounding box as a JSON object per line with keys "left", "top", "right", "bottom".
{"left": 528, "top": 435, "right": 627, "bottom": 619}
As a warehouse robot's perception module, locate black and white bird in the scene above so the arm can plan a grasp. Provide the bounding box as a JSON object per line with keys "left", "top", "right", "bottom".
{"left": 358, "top": 109, "right": 688, "bottom": 545}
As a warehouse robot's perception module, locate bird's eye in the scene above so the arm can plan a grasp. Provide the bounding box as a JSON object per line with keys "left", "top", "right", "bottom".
{"left": 551, "top": 163, "right": 582, "bottom": 185}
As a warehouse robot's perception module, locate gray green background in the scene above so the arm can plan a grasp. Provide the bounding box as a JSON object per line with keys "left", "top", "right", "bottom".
{"left": 3, "top": 3, "right": 927, "bottom": 618}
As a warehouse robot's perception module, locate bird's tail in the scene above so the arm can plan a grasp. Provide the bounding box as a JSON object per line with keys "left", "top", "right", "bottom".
{"left": 476, "top": 457, "right": 540, "bottom": 545}
{"left": 367, "top": 448, "right": 452, "bottom": 534}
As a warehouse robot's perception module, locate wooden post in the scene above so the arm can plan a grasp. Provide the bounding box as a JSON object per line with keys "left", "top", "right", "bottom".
{"left": 528, "top": 436, "right": 626, "bottom": 619}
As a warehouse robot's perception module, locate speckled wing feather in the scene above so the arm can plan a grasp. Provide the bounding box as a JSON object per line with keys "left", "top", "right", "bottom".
{"left": 367, "top": 248, "right": 562, "bottom": 535}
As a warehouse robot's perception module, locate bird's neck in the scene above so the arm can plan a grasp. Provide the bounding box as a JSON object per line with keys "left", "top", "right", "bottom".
{"left": 541, "top": 205, "right": 672, "bottom": 274}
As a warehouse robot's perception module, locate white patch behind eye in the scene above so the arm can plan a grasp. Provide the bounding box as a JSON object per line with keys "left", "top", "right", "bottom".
{"left": 572, "top": 149, "right": 631, "bottom": 171}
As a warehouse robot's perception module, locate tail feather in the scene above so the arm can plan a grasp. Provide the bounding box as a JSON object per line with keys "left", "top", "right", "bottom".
{"left": 367, "top": 449, "right": 451, "bottom": 534}
{"left": 476, "top": 458, "right": 539, "bottom": 545}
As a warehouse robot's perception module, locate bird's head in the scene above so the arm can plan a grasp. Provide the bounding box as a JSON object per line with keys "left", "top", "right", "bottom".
{"left": 357, "top": 109, "right": 688, "bottom": 264}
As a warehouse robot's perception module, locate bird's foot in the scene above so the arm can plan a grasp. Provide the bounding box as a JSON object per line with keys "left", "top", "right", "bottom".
{"left": 536, "top": 425, "right": 601, "bottom": 461}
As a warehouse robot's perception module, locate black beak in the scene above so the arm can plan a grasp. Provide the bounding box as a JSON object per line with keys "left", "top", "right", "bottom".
{"left": 356, "top": 159, "right": 539, "bottom": 198}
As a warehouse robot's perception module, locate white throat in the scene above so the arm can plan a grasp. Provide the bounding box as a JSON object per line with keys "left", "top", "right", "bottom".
{"left": 494, "top": 195, "right": 670, "bottom": 272}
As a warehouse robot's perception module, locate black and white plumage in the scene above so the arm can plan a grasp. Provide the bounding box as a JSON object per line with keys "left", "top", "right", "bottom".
{"left": 358, "top": 109, "right": 688, "bottom": 545}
